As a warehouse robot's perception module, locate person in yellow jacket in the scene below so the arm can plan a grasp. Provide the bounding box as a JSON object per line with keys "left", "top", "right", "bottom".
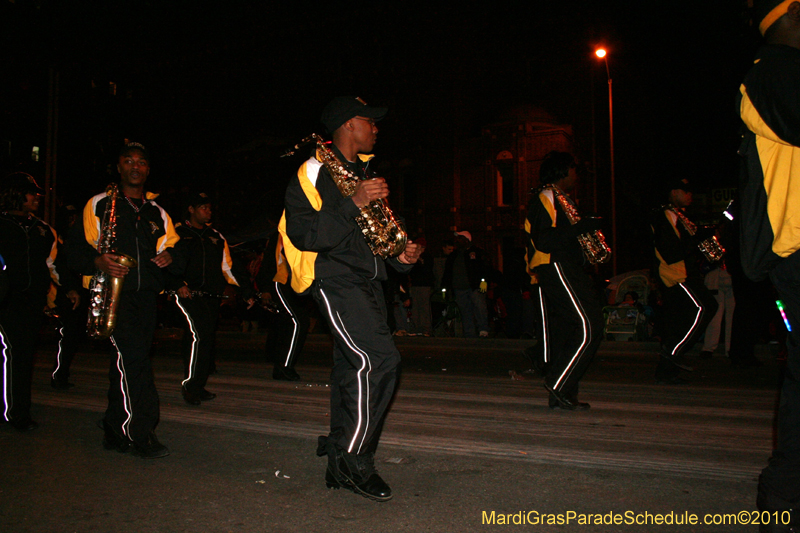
{"left": 649, "top": 178, "right": 716, "bottom": 384}
{"left": 66, "top": 142, "right": 179, "bottom": 459}
{"left": 524, "top": 151, "right": 603, "bottom": 410}
{"left": 281, "top": 97, "right": 420, "bottom": 502}
{"left": 739, "top": 2, "right": 800, "bottom": 529}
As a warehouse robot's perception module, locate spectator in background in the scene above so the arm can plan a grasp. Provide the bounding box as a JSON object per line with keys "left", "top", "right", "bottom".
{"left": 699, "top": 260, "right": 735, "bottom": 359}
{"left": 442, "top": 231, "right": 490, "bottom": 338}
{"left": 408, "top": 237, "right": 433, "bottom": 336}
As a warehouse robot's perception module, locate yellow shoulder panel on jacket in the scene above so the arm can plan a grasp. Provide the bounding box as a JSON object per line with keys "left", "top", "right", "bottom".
{"left": 280, "top": 159, "right": 323, "bottom": 293}
{"left": 741, "top": 85, "right": 800, "bottom": 257}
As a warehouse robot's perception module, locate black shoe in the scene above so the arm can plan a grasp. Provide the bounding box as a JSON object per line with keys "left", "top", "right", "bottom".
{"left": 318, "top": 437, "right": 392, "bottom": 502}
{"left": 182, "top": 386, "right": 201, "bottom": 406}
{"left": 10, "top": 416, "right": 38, "bottom": 431}
{"left": 273, "top": 366, "right": 301, "bottom": 381}
{"left": 660, "top": 349, "right": 693, "bottom": 372}
{"left": 523, "top": 341, "right": 550, "bottom": 374}
{"left": 548, "top": 392, "right": 590, "bottom": 410}
{"left": 99, "top": 419, "right": 132, "bottom": 453}
{"left": 51, "top": 378, "right": 75, "bottom": 390}
{"left": 336, "top": 452, "right": 392, "bottom": 502}
{"left": 198, "top": 389, "right": 216, "bottom": 401}
{"left": 132, "top": 433, "right": 170, "bottom": 459}
{"left": 699, "top": 350, "right": 713, "bottom": 359}
{"left": 544, "top": 384, "right": 586, "bottom": 411}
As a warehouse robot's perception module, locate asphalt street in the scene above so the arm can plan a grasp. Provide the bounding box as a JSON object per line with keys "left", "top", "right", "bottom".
{"left": 0, "top": 330, "right": 784, "bottom": 533}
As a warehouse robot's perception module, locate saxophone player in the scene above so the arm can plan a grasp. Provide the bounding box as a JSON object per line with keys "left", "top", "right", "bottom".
{"left": 281, "top": 97, "right": 420, "bottom": 501}
{"left": 650, "top": 178, "right": 717, "bottom": 384}
{"left": 66, "top": 142, "right": 179, "bottom": 458}
{"left": 524, "top": 151, "right": 603, "bottom": 410}
{"left": 0, "top": 172, "right": 60, "bottom": 431}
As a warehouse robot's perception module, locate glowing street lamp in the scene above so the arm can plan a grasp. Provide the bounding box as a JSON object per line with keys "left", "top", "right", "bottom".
{"left": 595, "top": 47, "right": 617, "bottom": 276}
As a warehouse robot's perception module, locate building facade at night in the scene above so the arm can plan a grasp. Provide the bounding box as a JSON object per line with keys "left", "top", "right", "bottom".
{"left": 416, "top": 108, "right": 575, "bottom": 273}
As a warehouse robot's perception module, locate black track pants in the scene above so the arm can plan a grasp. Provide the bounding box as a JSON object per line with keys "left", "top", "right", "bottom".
{"left": 0, "top": 295, "right": 43, "bottom": 422}
{"left": 312, "top": 274, "right": 400, "bottom": 455}
{"left": 107, "top": 291, "right": 160, "bottom": 446}
{"left": 174, "top": 294, "right": 220, "bottom": 394}
{"left": 266, "top": 281, "right": 309, "bottom": 370}
{"left": 536, "top": 262, "right": 603, "bottom": 397}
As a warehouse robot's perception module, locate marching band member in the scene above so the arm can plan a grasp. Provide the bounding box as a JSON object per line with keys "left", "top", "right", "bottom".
{"left": 170, "top": 192, "right": 254, "bottom": 405}
{"left": 525, "top": 151, "right": 602, "bottom": 410}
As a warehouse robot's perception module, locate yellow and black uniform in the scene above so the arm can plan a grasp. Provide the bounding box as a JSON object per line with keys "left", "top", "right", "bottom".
{"left": 0, "top": 212, "right": 59, "bottom": 429}
{"left": 50, "top": 234, "right": 86, "bottom": 390}
{"left": 282, "top": 144, "right": 412, "bottom": 463}
{"left": 170, "top": 221, "right": 252, "bottom": 401}
{"left": 256, "top": 232, "right": 310, "bottom": 381}
{"left": 650, "top": 206, "right": 717, "bottom": 382}
{"left": 67, "top": 190, "right": 179, "bottom": 450}
{"left": 525, "top": 186, "right": 602, "bottom": 407}
{"left": 739, "top": 41, "right": 800, "bottom": 519}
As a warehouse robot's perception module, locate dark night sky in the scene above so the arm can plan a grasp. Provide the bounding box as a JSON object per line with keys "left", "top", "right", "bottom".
{"left": 2, "top": 1, "right": 756, "bottom": 237}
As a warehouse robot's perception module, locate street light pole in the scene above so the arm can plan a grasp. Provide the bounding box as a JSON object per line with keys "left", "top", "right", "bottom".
{"left": 596, "top": 48, "right": 617, "bottom": 276}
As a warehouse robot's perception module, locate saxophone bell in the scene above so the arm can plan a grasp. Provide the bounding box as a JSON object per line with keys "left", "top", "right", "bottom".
{"left": 87, "top": 253, "right": 137, "bottom": 338}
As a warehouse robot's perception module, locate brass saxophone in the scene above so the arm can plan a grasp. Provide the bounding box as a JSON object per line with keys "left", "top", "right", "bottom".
{"left": 545, "top": 185, "right": 612, "bottom": 265}
{"left": 666, "top": 204, "right": 726, "bottom": 262}
{"left": 282, "top": 133, "right": 407, "bottom": 259}
{"left": 86, "top": 184, "right": 138, "bottom": 338}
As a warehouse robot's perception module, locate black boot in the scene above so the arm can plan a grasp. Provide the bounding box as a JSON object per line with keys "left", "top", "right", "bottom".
{"left": 99, "top": 419, "right": 131, "bottom": 453}
{"left": 273, "top": 366, "right": 301, "bottom": 381}
{"left": 317, "top": 436, "right": 392, "bottom": 502}
{"left": 131, "top": 432, "right": 170, "bottom": 459}
{"left": 548, "top": 392, "right": 590, "bottom": 410}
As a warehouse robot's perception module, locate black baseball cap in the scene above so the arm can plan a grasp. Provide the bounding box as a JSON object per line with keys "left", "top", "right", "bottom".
{"left": 666, "top": 177, "right": 692, "bottom": 194}
{"left": 2, "top": 172, "right": 45, "bottom": 195}
{"left": 187, "top": 191, "right": 212, "bottom": 208}
{"left": 119, "top": 141, "right": 150, "bottom": 160}
{"left": 320, "top": 96, "right": 387, "bottom": 134}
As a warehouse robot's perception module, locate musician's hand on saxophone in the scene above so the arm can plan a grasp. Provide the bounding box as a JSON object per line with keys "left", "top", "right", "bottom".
{"left": 352, "top": 178, "right": 389, "bottom": 208}
{"left": 570, "top": 216, "right": 602, "bottom": 236}
{"left": 397, "top": 241, "right": 421, "bottom": 265}
{"left": 151, "top": 250, "right": 173, "bottom": 268}
{"left": 66, "top": 289, "right": 81, "bottom": 310}
{"left": 95, "top": 253, "right": 130, "bottom": 278}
